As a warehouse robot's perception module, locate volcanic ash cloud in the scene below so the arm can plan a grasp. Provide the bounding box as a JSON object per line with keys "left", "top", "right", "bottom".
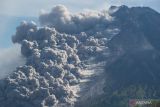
{"left": 0, "top": 5, "right": 116, "bottom": 107}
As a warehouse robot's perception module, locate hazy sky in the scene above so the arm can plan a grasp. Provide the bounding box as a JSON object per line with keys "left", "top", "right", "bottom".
{"left": 0, "top": 0, "right": 160, "bottom": 17}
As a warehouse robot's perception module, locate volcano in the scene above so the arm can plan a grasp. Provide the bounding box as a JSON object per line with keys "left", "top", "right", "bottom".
{"left": 0, "top": 5, "right": 160, "bottom": 107}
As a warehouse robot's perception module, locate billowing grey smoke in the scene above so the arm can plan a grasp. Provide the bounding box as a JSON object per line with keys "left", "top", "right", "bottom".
{"left": 39, "top": 5, "right": 112, "bottom": 34}
{"left": 0, "top": 5, "right": 119, "bottom": 107}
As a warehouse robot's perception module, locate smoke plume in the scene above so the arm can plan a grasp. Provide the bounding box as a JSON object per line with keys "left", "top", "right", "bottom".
{"left": 0, "top": 44, "right": 25, "bottom": 79}
{"left": 0, "top": 5, "right": 120, "bottom": 107}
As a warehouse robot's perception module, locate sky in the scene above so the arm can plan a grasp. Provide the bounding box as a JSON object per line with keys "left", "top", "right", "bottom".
{"left": 0, "top": 0, "right": 107, "bottom": 17}
{"left": 0, "top": 0, "right": 160, "bottom": 17}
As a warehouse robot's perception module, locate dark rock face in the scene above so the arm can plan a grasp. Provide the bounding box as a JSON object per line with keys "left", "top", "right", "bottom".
{"left": 109, "top": 5, "right": 160, "bottom": 51}
{"left": 98, "top": 5, "right": 160, "bottom": 107}
{"left": 107, "top": 50, "right": 160, "bottom": 85}
{"left": 107, "top": 5, "right": 160, "bottom": 86}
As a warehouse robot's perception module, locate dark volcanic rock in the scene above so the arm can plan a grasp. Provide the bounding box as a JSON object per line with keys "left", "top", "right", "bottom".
{"left": 99, "top": 5, "right": 160, "bottom": 107}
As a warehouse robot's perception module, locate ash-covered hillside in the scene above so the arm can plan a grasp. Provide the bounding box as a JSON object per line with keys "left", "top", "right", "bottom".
{"left": 90, "top": 6, "right": 160, "bottom": 107}
{"left": 0, "top": 5, "right": 160, "bottom": 107}
{"left": 107, "top": 5, "right": 160, "bottom": 86}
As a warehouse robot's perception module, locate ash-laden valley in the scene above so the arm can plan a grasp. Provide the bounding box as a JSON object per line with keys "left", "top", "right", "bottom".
{"left": 0, "top": 5, "right": 160, "bottom": 107}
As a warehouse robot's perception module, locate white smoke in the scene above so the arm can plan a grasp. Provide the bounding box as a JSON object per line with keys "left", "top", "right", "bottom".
{"left": 0, "top": 44, "right": 25, "bottom": 79}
